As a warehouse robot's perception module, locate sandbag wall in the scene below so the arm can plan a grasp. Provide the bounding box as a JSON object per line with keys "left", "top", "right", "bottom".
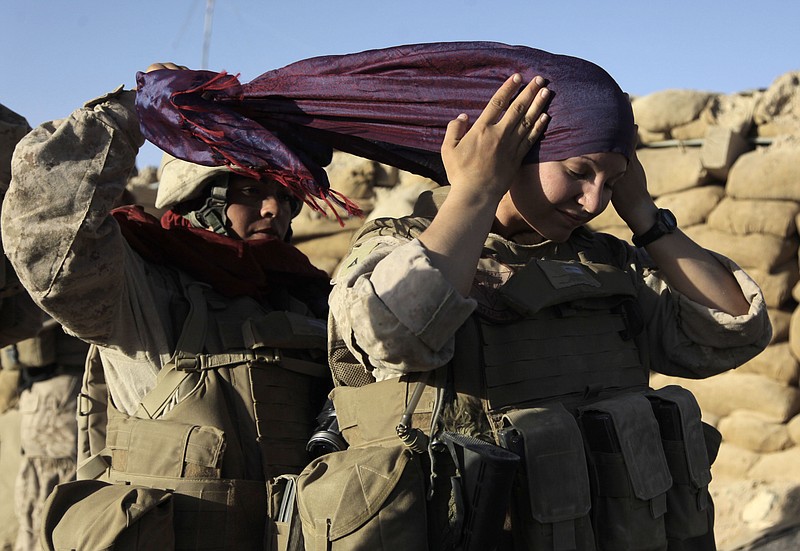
{"left": 589, "top": 73, "right": 800, "bottom": 493}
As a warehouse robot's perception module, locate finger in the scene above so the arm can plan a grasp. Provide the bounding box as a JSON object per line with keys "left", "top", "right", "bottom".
{"left": 145, "top": 62, "right": 187, "bottom": 73}
{"left": 521, "top": 112, "right": 550, "bottom": 150}
{"left": 475, "top": 74, "right": 524, "bottom": 126}
{"left": 502, "top": 75, "right": 547, "bottom": 125}
{"left": 515, "top": 85, "right": 551, "bottom": 142}
{"left": 441, "top": 113, "right": 470, "bottom": 153}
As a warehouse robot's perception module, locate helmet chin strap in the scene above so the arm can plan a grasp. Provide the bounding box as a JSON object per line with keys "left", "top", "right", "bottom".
{"left": 184, "top": 172, "right": 231, "bottom": 236}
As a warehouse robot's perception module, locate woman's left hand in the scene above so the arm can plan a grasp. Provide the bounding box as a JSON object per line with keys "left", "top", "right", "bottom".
{"left": 611, "top": 148, "right": 659, "bottom": 235}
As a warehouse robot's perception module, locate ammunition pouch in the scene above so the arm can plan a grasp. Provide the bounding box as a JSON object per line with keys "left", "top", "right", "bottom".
{"left": 439, "top": 432, "right": 520, "bottom": 551}
{"left": 578, "top": 393, "right": 672, "bottom": 551}
{"left": 646, "top": 386, "right": 714, "bottom": 541}
{"left": 500, "top": 405, "right": 596, "bottom": 551}
{"left": 105, "top": 407, "right": 267, "bottom": 550}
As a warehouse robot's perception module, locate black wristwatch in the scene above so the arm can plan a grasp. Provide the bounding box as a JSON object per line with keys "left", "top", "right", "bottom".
{"left": 632, "top": 208, "right": 677, "bottom": 248}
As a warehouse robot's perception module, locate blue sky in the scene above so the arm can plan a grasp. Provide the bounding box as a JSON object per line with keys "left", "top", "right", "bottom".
{"left": 3, "top": 0, "right": 799, "bottom": 169}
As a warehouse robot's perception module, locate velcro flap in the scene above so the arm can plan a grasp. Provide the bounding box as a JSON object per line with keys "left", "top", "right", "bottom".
{"left": 580, "top": 394, "right": 672, "bottom": 500}
{"left": 332, "top": 375, "right": 436, "bottom": 448}
{"left": 504, "top": 405, "right": 591, "bottom": 522}
{"left": 243, "top": 311, "right": 326, "bottom": 350}
{"left": 647, "top": 385, "right": 712, "bottom": 488}
{"left": 500, "top": 259, "right": 637, "bottom": 315}
{"left": 106, "top": 409, "right": 225, "bottom": 478}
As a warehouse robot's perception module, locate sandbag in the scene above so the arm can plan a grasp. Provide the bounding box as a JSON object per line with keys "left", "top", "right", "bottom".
{"left": 790, "top": 307, "right": 800, "bottom": 362}
{"left": 744, "top": 263, "right": 800, "bottom": 309}
{"left": 707, "top": 197, "right": 800, "bottom": 238}
{"left": 717, "top": 410, "right": 793, "bottom": 453}
{"left": 655, "top": 185, "right": 725, "bottom": 227}
{"left": 632, "top": 90, "right": 715, "bottom": 133}
{"left": 683, "top": 224, "right": 798, "bottom": 272}
{"left": 737, "top": 342, "right": 800, "bottom": 385}
{"left": 726, "top": 139, "right": 800, "bottom": 201}
{"left": 638, "top": 146, "right": 710, "bottom": 196}
{"left": 748, "top": 448, "right": 800, "bottom": 482}
{"left": 651, "top": 372, "right": 800, "bottom": 423}
{"left": 768, "top": 308, "right": 793, "bottom": 344}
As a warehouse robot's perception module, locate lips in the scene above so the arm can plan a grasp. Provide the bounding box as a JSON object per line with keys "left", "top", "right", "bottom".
{"left": 558, "top": 210, "right": 591, "bottom": 226}
{"left": 248, "top": 228, "right": 279, "bottom": 240}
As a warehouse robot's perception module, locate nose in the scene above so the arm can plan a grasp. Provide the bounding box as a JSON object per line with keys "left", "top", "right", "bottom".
{"left": 259, "top": 195, "right": 282, "bottom": 219}
{"left": 577, "top": 180, "right": 610, "bottom": 216}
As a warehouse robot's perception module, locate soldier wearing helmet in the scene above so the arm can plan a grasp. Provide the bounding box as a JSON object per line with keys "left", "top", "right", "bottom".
{"left": 2, "top": 67, "right": 333, "bottom": 550}
{"left": 156, "top": 154, "right": 303, "bottom": 242}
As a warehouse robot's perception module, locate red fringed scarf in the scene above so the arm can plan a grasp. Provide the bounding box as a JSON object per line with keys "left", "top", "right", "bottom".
{"left": 112, "top": 205, "right": 331, "bottom": 315}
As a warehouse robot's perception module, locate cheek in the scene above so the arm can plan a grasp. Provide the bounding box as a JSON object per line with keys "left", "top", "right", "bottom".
{"left": 539, "top": 173, "right": 575, "bottom": 204}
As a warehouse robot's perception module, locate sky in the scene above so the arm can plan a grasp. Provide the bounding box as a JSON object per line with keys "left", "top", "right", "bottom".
{"left": 2, "top": 0, "right": 799, "bottom": 170}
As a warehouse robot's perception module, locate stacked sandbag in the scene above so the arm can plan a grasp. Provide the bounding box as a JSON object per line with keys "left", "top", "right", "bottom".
{"left": 636, "top": 71, "right": 800, "bottom": 549}
{"left": 292, "top": 151, "right": 438, "bottom": 275}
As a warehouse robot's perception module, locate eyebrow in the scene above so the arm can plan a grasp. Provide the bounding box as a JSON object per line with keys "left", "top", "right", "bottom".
{"left": 577, "top": 155, "right": 626, "bottom": 178}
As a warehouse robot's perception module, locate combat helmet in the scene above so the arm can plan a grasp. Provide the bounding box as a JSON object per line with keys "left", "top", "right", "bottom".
{"left": 156, "top": 154, "right": 301, "bottom": 240}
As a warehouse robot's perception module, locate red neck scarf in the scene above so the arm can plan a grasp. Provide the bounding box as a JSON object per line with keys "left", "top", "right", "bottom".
{"left": 112, "top": 205, "right": 330, "bottom": 316}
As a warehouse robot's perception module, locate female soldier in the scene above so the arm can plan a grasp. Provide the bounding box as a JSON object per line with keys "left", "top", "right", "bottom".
{"left": 317, "top": 56, "right": 771, "bottom": 550}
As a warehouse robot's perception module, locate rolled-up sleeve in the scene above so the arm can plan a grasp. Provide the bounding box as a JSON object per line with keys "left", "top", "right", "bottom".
{"left": 637, "top": 250, "right": 772, "bottom": 379}
{"left": 330, "top": 235, "right": 476, "bottom": 380}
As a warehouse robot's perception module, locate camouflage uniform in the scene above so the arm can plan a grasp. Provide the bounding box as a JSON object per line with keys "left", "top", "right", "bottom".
{"left": 2, "top": 89, "right": 330, "bottom": 550}
{"left": 1, "top": 104, "right": 90, "bottom": 551}
{"left": 330, "top": 187, "right": 771, "bottom": 382}
{"left": 5, "top": 329, "right": 86, "bottom": 551}
{"left": 324, "top": 187, "right": 772, "bottom": 550}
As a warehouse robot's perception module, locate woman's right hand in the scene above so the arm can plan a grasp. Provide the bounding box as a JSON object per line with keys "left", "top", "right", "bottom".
{"left": 440, "top": 74, "right": 551, "bottom": 203}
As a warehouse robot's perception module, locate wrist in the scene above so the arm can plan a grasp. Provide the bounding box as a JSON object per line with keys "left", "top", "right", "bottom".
{"left": 631, "top": 208, "right": 678, "bottom": 248}
{"left": 621, "top": 203, "right": 660, "bottom": 236}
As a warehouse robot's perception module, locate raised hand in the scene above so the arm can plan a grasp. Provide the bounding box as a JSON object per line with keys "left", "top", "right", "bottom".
{"left": 441, "top": 73, "right": 551, "bottom": 203}
{"left": 419, "top": 74, "right": 551, "bottom": 296}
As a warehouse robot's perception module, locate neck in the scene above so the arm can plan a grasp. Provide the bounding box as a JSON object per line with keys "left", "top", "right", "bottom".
{"left": 493, "top": 193, "right": 545, "bottom": 245}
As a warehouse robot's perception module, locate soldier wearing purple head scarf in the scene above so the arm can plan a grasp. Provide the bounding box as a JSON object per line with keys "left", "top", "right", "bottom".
{"left": 135, "top": 43, "right": 770, "bottom": 550}
{"left": 271, "top": 44, "right": 763, "bottom": 551}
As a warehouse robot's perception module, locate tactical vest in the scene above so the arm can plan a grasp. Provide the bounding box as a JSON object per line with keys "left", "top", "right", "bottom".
{"left": 322, "top": 256, "right": 715, "bottom": 551}
{"left": 70, "top": 275, "right": 329, "bottom": 551}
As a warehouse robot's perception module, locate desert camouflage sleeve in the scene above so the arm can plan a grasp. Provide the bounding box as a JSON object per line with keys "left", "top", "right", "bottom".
{"left": 1, "top": 87, "right": 143, "bottom": 341}
{"left": 329, "top": 224, "right": 477, "bottom": 381}
{"left": 635, "top": 246, "right": 772, "bottom": 379}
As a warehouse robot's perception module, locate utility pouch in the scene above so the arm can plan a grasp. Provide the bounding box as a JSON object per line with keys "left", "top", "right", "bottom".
{"left": 500, "top": 405, "right": 596, "bottom": 551}
{"left": 296, "top": 445, "right": 429, "bottom": 551}
{"left": 646, "top": 386, "right": 713, "bottom": 541}
{"left": 106, "top": 409, "right": 268, "bottom": 550}
{"left": 108, "top": 472, "right": 267, "bottom": 550}
{"left": 106, "top": 406, "right": 225, "bottom": 479}
{"left": 41, "top": 479, "right": 174, "bottom": 551}
{"left": 578, "top": 394, "right": 671, "bottom": 551}
{"left": 266, "top": 474, "right": 304, "bottom": 551}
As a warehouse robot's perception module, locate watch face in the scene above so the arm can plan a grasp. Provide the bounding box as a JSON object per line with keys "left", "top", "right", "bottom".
{"left": 661, "top": 209, "right": 677, "bottom": 230}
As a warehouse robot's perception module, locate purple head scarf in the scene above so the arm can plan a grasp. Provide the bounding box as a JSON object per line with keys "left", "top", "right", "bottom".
{"left": 136, "top": 41, "right": 635, "bottom": 218}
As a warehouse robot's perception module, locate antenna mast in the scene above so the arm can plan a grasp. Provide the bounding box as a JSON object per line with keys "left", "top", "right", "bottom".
{"left": 201, "top": 0, "right": 215, "bottom": 69}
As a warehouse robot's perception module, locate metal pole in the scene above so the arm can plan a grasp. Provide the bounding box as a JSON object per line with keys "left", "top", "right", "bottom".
{"left": 201, "top": 0, "right": 215, "bottom": 69}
